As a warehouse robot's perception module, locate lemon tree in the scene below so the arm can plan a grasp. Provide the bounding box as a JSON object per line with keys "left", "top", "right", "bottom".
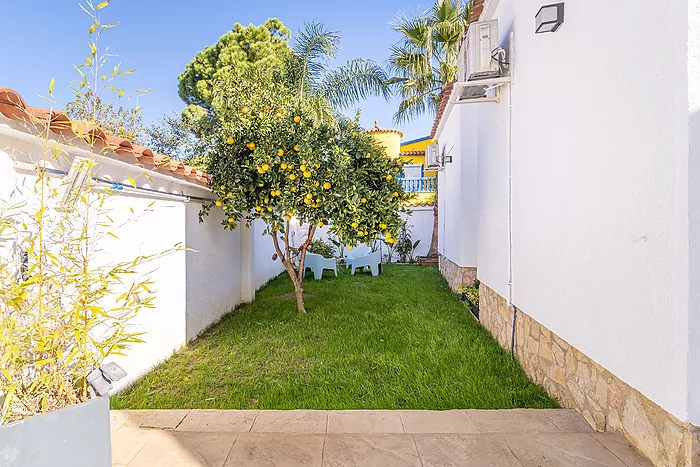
{"left": 201, "top": 68, "right": 408, "bottom": 313}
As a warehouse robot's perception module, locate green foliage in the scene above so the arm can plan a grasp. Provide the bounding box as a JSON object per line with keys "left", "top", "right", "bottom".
{"left": 66, "top": 91, "right": 145, "bottom": 143}
{"left": 307, "top": 239, "right": 336, "bottom": 259}
{"left": 395, "top": 223, "right": 421, "bottom": 263}
{"left": 203, "top": 67, "right": 408, "bottom": 243}
{"left": 200, "top": 64, "right": 406, "bottom": 312}
{"left": 0, "top": 1, "right": 171, "bottom": 424}
{"left": 457, "top": 279, "right": 480, "bottom": 306}
{"left": 145, "top": 113, "right": 207, "bottom": 168}
{"left": 112, "top": 266, "right": 557, "bottom": 410}
{"left": 388, "top": 0, "right": 471, "bottom": 123}
{"left": 178, "top": 18, "right": 291, "bottom": 131}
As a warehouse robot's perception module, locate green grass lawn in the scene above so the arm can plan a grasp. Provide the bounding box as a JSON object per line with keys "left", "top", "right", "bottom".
{"left": 111, "top": 265, "right": 557, "bottom": 410}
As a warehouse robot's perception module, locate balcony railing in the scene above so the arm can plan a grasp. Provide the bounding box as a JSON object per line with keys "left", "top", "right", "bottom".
{"left": 400, "top": 177, "right": 436, "bottom": 193}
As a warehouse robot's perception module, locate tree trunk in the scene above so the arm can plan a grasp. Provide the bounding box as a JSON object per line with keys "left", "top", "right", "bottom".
{"left": 271, "top": 222, "right": 315, "bottom": 314}
{"left": 427, "top": 177, "right": 439, "bottom": 258}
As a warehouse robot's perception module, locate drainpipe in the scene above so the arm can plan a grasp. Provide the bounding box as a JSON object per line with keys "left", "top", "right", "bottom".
{"left": 506, "top": 40, "right": 516, "bottom": 357}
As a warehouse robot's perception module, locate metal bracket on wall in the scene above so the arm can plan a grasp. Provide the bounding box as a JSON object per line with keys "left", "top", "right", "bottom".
{"left": 452, "top": 30, "right": 515, "bottom": 105}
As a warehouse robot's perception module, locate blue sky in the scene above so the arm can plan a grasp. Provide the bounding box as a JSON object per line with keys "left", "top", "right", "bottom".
{"left": 0, "top": 0, "right": 435, "bottom": 142}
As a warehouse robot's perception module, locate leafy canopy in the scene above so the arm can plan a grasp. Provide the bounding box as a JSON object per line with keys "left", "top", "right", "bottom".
{"left": 202, "top": 66, "right": 408, "bottom": 248}
{"left": 388, "top": 0, "right": 471, "bottom": 123}
{"left": 178, "top": 18, "right": 291, "bottom": 128}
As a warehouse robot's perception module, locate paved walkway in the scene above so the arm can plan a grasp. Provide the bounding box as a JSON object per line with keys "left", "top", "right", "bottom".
{"left": 110, "top": 409, "right": 652, "bottom": 466}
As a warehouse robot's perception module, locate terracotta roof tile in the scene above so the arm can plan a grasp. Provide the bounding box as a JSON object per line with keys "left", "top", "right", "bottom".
{"left": 430, "top": 0, "right": 486, "bottom": 139}
{"left": 430, "top": 80, "right": 455, "bottom": 139}
{"left": 400, "top": 149, "right": 426, "bottom": 156}
{"left": 0, "top": 86, "right": 210, "bottom": 185}
{"left": 366, "top": 120, "right": 404, "bottom": 137}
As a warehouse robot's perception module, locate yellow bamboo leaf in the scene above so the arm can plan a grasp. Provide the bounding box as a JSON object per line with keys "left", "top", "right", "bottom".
{"left": 88, "top": 23, "right": 97, "bottom": 34}
{"left": 126, "top": 177, "right": 136, "bottom": 188}
{"left": 48, "top": 77, "right": 55, "bottom": 95}
{"left": 97, "top": 1, "right": 109, "bottom": 9}
{"left": 33, "top": 358, "right": 55, "bottom": 366}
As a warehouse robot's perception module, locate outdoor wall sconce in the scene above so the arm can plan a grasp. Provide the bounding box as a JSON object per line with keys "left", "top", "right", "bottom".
{"left": 535, "top": 3, "right": 564, "bottom": 34}
{"left": 87, "top": 361, "right": 127, "bottom": 397}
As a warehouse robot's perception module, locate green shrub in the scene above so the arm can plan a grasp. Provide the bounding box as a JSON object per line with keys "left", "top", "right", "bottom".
{"left": 308, "top": 238, "right": 336, "bottom": 258}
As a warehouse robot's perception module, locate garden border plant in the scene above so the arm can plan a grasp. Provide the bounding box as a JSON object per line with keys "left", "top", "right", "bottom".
{"left": 0, "top": 0, "right": 174, "bottom": 425}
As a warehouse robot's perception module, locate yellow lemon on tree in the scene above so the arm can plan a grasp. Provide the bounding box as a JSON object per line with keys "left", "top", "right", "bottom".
{"left": 277, "top": 149, "right": 284, "bottom": 157}
{"left": 268, "top": 207, "right": 273, "bottom": 212}
{"left": 361, "top": 197, "right": 367, "bottom": 203}
{"left": 281, "top": 163, "right": 288, "bottom": 169}
{"left": 306, "top": 193, "right": 313, "bottom": 200}
{"left": 289, "top": 173, "right": 297, "bottom": 180}
{"left": 220, "top": 185, "right": 225, "bottom": 190}
{"left": 393, "top": 192, "right": 399, "bottom": 197}
{"left": 386, "top": 174, "right": 392, "bottom": 181}
{"left": 294, "top": 116, "right": 301, "bottom": 123}
{"left": 323, "top": 182, "right": 331, "bottom": 190}
{"left": 365, "top": 153, "right": 371, "bottom": 158}
{"left": 291, "top": 187, "right": 297, "bottom": 192}
{"left": 228, "top": 218, "right": 235, "bottom": 223}
{"left": 318, "top": 221, "right": 324, "bottom": 227}
{"left": 314, "top": 163, "right": 320, "bottom": 168}
{"left": 304, "top": 198, "right": 311, "bottom": 205}
{"left": 255, "top": 206, "right": 262, "bottom": 211}
{"left": 380, "top": 223, "right": 387, "bottom": 229}
{"left": 241, "top": 106, "right": 249, "bottom": 114}
{"left": 300, "top": 165, "right": 306, "bottom": 171}
{"left": 215, "top": 200, "right": 222, "bottom": 207}
{"left": 351, "top": 222, "right": 359, "bottom": 228}
{"left": 259, "top": 183, "right": 264, "bottom": 187}
{"left": 352, "top": 132, "right": 358, "bottom": 137}
{"left": 257, "top": 167, "right": 265, "bottom": 174}
{"left": 262, "top": 163, "right": 270, "bottom": 171}
{"left": 247, "top": 142, "right": 256, "bottom": 150}
{"left": 285, "top": 215, "right": 291, "bottom": 221}
{"left": 227, "top": 137, "right": 234, "bottom": 145}
{"left": 294, "top": 145, "right": 300, "bottom": 152}
{"left": 304, "top": 171, "right": 312, "bottom": 178}
{"left": 348, "top": 245, "right": 353, "bottom": 250}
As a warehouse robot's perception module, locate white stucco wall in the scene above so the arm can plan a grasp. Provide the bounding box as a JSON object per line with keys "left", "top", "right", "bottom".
{"left": 436, "top": 104, "right": 479, "bottom": 270}
{"left": 404, "top": 206, "right": 433, "bottom": 258}
{"left": 0, "top": 117, "right": 284, "bottom": 391}
{"left": 437, "top": 0, "right": 700, "bottom": 423}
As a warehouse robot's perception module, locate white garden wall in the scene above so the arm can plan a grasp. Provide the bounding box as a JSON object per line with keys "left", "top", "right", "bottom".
{"left": 0, "top": 117, "right": 283, "bottom": 391}
{"left": 436, "top": 0, "right": 700, "bottom": 424}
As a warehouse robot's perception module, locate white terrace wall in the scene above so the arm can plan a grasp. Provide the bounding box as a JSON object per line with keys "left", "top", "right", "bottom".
{"left": 436, "top": 0, "right": 700, "bottom": 463}
{"left": 0, "top": 117, "right": 283, "bottom": 391}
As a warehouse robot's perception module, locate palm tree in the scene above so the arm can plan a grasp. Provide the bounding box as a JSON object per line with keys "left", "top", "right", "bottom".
{"left": 388, "top": 0, "right": 471, "bottom": 259}
{"left": 285, "top": 21, "right": 391, "bottom": 124}
{"left": 388, "top": 0, "right": 470, "bottom": 124}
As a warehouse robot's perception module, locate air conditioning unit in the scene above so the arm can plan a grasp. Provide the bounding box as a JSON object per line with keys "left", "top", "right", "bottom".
{"left": 426, "top": 144, "right": 440, "bottom": 168}
{"left": 466, "top": 20, "right": 500, "bottom": 81}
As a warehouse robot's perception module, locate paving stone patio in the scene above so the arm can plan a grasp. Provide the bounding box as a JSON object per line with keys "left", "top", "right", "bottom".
{"left": 110, "top": 409, "right": 652, "bottom": 466}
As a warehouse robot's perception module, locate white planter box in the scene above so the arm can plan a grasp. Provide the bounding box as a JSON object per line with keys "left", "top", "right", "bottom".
{"left": 0, "top": 397, "right": 111, "bottom": 467}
